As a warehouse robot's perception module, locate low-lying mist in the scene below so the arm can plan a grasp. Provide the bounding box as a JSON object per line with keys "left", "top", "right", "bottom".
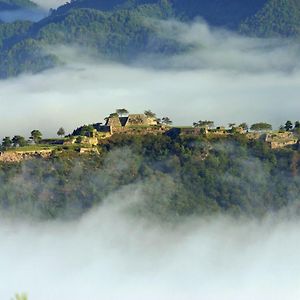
{"left": 32, "top": 0, "right": 67, "bottom": 10}
{"left": 1, "top": 198, "right": 300, "bottom": 300}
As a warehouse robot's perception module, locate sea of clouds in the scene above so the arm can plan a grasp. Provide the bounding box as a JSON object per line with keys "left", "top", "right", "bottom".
{"left": 1, "top": 196, "right": 300, "bottom": 300}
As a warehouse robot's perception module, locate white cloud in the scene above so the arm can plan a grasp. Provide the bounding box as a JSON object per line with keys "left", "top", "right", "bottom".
{"left": 137, "top": 19, "right": 300, "bottom": 73}
{"left": 0, "top": 59, "right": 299, "bottom": 138}
{"left": 32, "top": 0, "right": 67, "bottom": 10}
{"left": 1, "top": 196, "right": 300, "bottom": 300}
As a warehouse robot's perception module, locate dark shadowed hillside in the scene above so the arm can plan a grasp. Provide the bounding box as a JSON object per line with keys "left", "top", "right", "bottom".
{"left": 241, "top": 0, "right": 300, "bottom": 37}
{"left": 1, "top": 0, "right": 300, "bottom": 77}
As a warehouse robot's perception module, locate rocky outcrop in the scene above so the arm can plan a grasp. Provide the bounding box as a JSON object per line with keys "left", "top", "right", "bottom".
{"left": 79, "top": 148, "right": 100, "bottom": 154}
{"left": 0, "top": 150, "right": 53, "bottom": 163}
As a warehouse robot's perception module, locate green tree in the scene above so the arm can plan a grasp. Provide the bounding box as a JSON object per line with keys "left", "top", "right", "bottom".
{"left": 30, "top": 130, "right": 42, "bottom": 144}
{"left": 162, "top": 117, "right": 173, "bottom": 126}
{"left": 284, "top": 120, "right": 293, "bottom": 131}
{"left": 116, "top": 108, "right": 129, "bottom": 117}
{"left": 75, "top": 136, "right": 84, "bottom": 144}
{"left": 76, "top": 125, "right": 94, "bottom": 137}
{"left": 2, "top": 136, "right": 12, "bottom": 150}
{"left": 144, "top": 110, "right": 156, "bottom": 118}
{"left": 12, "top": 135, "right": 27, "bottom": 147}
{"left": 294, "top": 121, "right": 300, "bottom": 134}
{"left": 105, "top": 113, "right": 119, "bottom": 122}
{"left": 239, "top": 122, "right": 249, "bottom": 131}
{"left": 250, "top": 122, "right": 272, "bottom": 131}
{"left": 57, "top": 127, "right": 65, "bottom": 137}
{"left": 193, "top": 120, "right": 214, "bottom": 128}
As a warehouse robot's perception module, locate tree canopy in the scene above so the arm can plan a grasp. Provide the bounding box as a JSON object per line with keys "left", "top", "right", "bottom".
{"left": 12, "top": 135, "right": 27, "bottom": 147}
{"left": 116, "top": 108, "right": 129, "bottom": 116}
{"left": 144, "top": 110, "right": 156, "bottom": 118}
{"left": 30, "top": 130, "right": 42, "bottom": 144}
{"left": 193, "top": 120, "right": 215, "bottom": 128}
{"left": 250, "top": 122, "right": 273, "bottom": 131}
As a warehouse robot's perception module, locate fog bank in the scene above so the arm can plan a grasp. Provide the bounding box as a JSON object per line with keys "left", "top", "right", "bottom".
{"left": 1, "top": 196, "right": 300, "bottom": 300}
{"left": 32, "top": 0, "right": 66, "bottom": 10}
{"left": 1, "top": 60, "right": 299, "bottom": 138}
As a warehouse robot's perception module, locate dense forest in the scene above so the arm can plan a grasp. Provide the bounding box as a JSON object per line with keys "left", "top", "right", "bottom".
{"left": 1, "top": 134, "right": 299, "bottom": 221}
{"left": 0, "top": 0, "right": 36, "bottom": 10}
{"left": 1, "top": 0, "right": 300, "bottom": 77}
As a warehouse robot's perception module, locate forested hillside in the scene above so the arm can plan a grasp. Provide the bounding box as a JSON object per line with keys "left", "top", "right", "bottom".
{"left": 0, "top": 4, "right": 177, "bottom": 77}
{"left": 1, "top": 134, "right": 300, "bottom": 220}
{"left": 1, "top": 0, "right": 300, "bottom": 77}
{"left": 240, "top": 0, "right": 300, "bottom": 37}
{"left": 0, "top": 0, "right": 36, "bottom": 10}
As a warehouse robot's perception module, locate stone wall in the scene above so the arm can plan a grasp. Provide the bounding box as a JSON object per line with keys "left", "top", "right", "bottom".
{"left": 107, "top": 116, "right": 122, "bottom": 128}
{"left": 265, "top": 132, "right": 298, "bottom": 149}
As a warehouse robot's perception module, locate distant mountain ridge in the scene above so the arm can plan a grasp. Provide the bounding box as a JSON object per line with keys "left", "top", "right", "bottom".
{"left": 1, "top": 0, "right": 300, "bottom": 78}
{"left": 241, "top": 0, "right": 300, "bottom": 37}
{"left": 50, "top": 0, "right": 300, "bottom": 35}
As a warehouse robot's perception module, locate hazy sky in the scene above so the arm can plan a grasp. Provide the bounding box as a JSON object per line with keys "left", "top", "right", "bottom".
{"left": 1, "top": 21, "right": 300, "bottom": 138}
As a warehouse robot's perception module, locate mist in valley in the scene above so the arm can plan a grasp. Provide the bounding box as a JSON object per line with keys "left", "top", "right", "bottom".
{"left": 32, "top": 0, "right": 67, "bottom": 10}
{"left": 0, "top": 143, "right": 299, "bottom": 300}
{"left": 1, "top": 197, "right": 300, "bottom": 300}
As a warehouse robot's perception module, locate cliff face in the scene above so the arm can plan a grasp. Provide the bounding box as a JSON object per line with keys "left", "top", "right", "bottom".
{"left": 0, "top": 150, "right": 52, "bottom": 163}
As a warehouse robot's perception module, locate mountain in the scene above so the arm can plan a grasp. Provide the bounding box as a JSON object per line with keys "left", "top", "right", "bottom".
{"left": 0, "top": 2, "right": 177, "bottom": 77}
{"left": 53, "top": 0, "right": 300, "bottom": 33}
{"left": 1, "top": 0, "right": 300, "bottom": 78}
{"left": 240, "top": 0, "right": 300, "bottom": 37}
{"left": 0, "top": 0, "right": 37, "bottom": 10}
{"left": 49, "top": 0, "right": 271, "bottom": 29}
